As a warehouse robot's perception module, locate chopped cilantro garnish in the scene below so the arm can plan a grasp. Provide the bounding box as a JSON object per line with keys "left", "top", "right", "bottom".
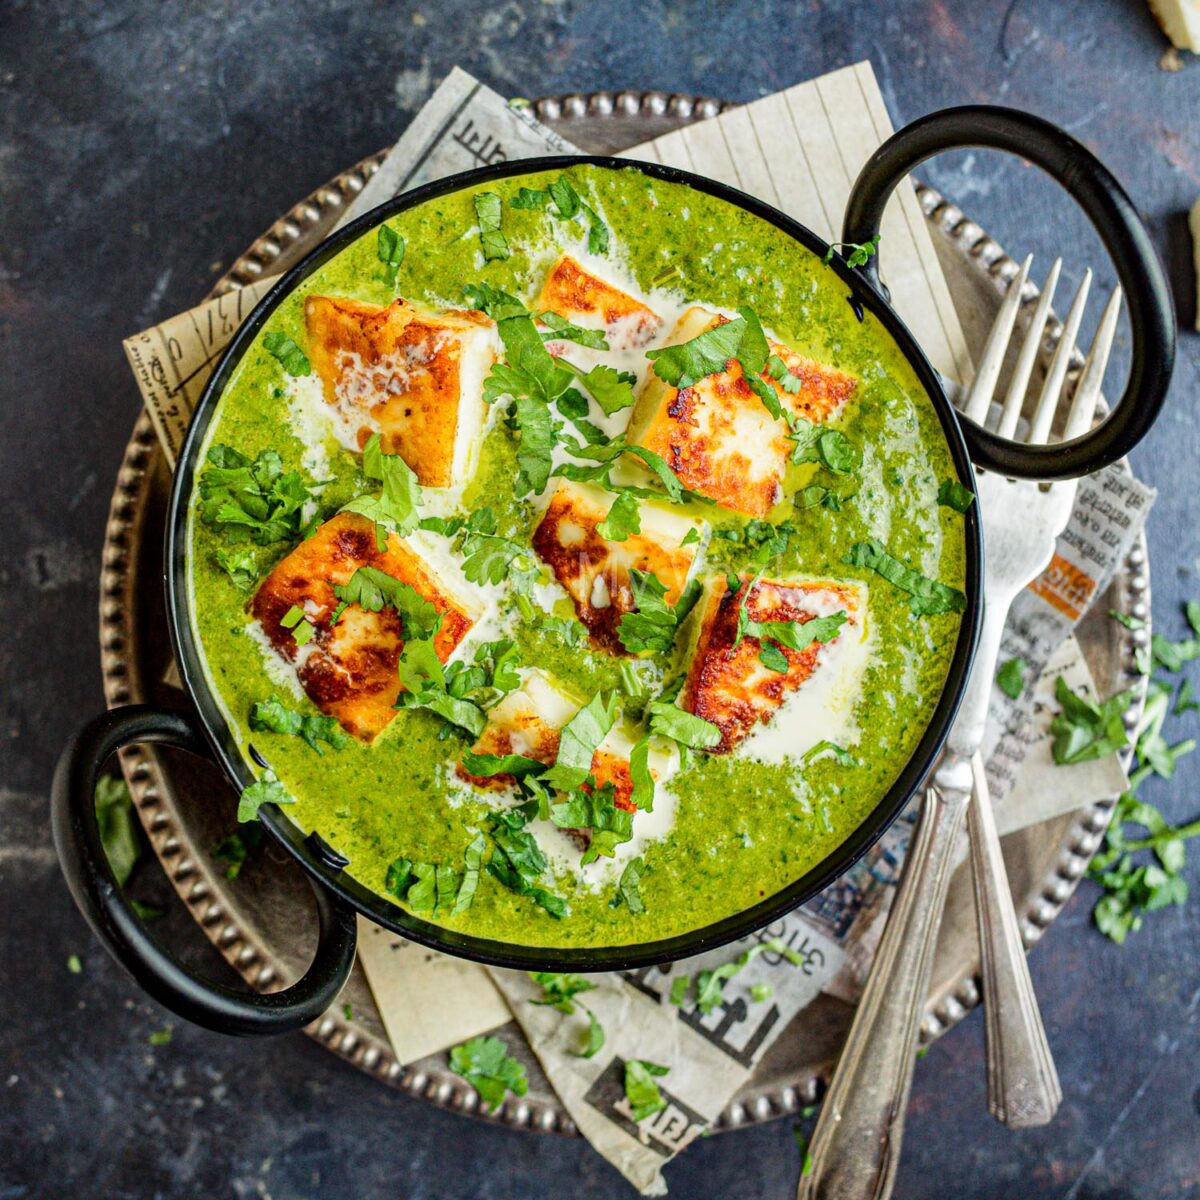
{"left": 262, "top": 332, "right": 311, "bottom": 376}
{"left": 449, "top": 1035, "right": 528, "bottom": 1112}
{"left": 291, "top": 618, "right": 315, "bottom": 647}
{"left": 529, "top": 972, "right": 596, "bottom": 1013}
{"left": 237, "top": 771, "right": 294, "bottom": 823}
{"left": 339, "top": 433, "right": 421, "bottom": 544}
{"left": 94, "top": 774, "right": 141, "bottom": 887}
{"left": 396, "top": 638, "right": 487, "bottom": 737}
{"left": 1109, "top": 609, "right": 1147, "bottom": 632}
{"left": 473, "top": 192, "right": 510, "bottom": 261}
{"left": 332, "top": 566, "right": 442, "bottom": 640}
{"left": 1050, "top": 676, "right": 1134, "bottom": 765}
{"left": 646, "top": 317, "right": 745, "bottom": 389}
{"left": 198, "top": 445, "right": 317, "bottom": 546}
{"left": 596, "top": 491, "right": 641, "bottom": 542}
{"left": 485, "top": 801, "right": 569, "bottom": 918}
{"left": 560, "top": 359, "right": 636, "bottom": 415}
{"left": 460, "top": 749, "right": 546, "bottom": 778}
{"left": 628, "top": 739, "right": 654, "bottom": 813}
{"left": 646, "top": 697, "right": 722, "bottom": 750}
{"left": 541, "top": 692, "right": 618, "bottom": 791}
{"left": 249, "top": 696, "right": 347, "bottom": 755}
{"left": 680, "top": 527, "right": 701, "bottom": 547}
{"left": 624, "top": 1059, "right": 670, "bottom": 1122}
{"left": 211, "top": 823, "right": 265, "bottom": 880}
{"left": 551, "top": 782, "right": 633, "bottom": 864}
{"left": 376, "top": 224, "right": 406, "bottom": 288}
{"left": 822, "top": 233, "right": 880, "bottom": 268}
{"left": 693, "top": 937, "right": 804, "bottom": 1014}
{"left": 538, "top": 310, "right": 609, "bottom": 350}
{"left": 767, "top": 354, "right": 803, "bottom": 394}
{"left": 215, "top": 546, "right": 259, "bottom": 590}
{"left": 750, "top": 983, "right": 773, "bottom": 1002}
{"left": 937, "top": 479, "right": 976, "bottom": 512}
{"left": 617, "top": 572, "right": 701, "bottom": 656}
{"left": 996, "top": 657, "right": 1027, "bottom": 700}
{"left": 801, "top": 740, "right": 858, "bottom": 767}
{"left": 669, "top": 975, "right": 690, "bottom": 1005}
{"left": 613, "top": 855, "right": 647, "bottom": 914}
{"left": 844, "top": 539, "right": 967, "bottom": 616}
{"left": 463, "top": 281, "right": 528, "bottom": 321}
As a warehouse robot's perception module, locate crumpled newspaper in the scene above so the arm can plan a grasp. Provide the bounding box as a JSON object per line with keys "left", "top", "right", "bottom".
{"left": 120, "top": 63, "right": 1151, "bottom": 1195}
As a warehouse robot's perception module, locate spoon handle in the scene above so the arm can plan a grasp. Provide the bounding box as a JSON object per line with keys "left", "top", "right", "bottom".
{"left": 967, "top": 753, "right": 1062, "bottom": 1127}
{"left": 798, "top": 772, "right": 969, "bottom": 1200}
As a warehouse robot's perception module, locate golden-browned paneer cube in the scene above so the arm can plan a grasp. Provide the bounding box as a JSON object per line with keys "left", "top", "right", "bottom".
{"left": 535, "top": 254, "right": 662, "bottom": 350}
{"left": 531, "top": 480, "right": 706, "bottom": 655}
{"left": 458, "top": 670, "right": 670, "bottom": 814}
{"left": 678, "top": 574, "right": 866, "bottom": 754}
{"left": 303, "top": 295, "right": 495, "bottom": 488}
{"left": 627, "top": 308, "right": 858, "bottom": 519}
{"left": 250, "top": 513, "right": 476, "bottom": 741}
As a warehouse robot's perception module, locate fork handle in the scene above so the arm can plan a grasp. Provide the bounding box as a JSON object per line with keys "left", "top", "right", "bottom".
{"left": 967, "top": 754, "right": 1062, "bottom": 1127}
{"left": 798, "top": 772, "right": 969, "bottom": 1200}
{"left": 842, "top": 104, "right": 1174, "bottom": 482}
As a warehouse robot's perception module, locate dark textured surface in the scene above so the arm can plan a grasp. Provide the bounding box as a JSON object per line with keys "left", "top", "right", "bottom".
{"left": 2, "top": 1, "right": 1199, "bottom": 1197}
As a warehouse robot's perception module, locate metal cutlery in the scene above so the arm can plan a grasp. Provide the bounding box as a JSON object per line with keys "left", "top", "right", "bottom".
{"left": 799, "top": 257, "right": 1122, "bottom": 1200}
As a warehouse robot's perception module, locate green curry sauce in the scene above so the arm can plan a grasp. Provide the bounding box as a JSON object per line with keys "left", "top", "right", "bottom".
{"left": 187, "top": 164, "right": 967, "bottom": 949}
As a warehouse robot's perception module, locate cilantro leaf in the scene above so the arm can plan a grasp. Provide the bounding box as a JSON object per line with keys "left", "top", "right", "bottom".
{"left": 669, "top": 976, "right": 690, "bottom": 1005}
{"left": 1050, "top": 676, "right": 1133, "bottom": 765}
{"left": 617, "top": 571, "right": 701, "bottom": 656}
{"left": 628, "top": 740, "right": 655, "bottom": 813}
{"left": 262, "top": 332, "right": 311, "bottom": 376}
{"left": 474, "top": 639, "right": 521, "bottom": 695}
{"left": 473, "top": 192, "right": 510, "bottom": 261}
{"left": 332, "top": 566, "right": 442, "bottom": 640}
{"left": 376, "top": 224, "right": 406, "bottom": 288}
{"left": 541, "top": 692, "right": 619, "bottom": 792}
{"left": 646, "top": 697, "right": 722, "bottom": 750}
{"left": 844, "top": 539, "right": 967, "bottom": 616}
{"left": 485, "top": 802, "right": 568, "bottom": 918}
{"left": 198, "top": 445, "right": 317, "bottom": 547}
{"left": 464, "top": 281, "right": 529, "bottom": 321}
{"left": 646, "top": 317, "right": 746, "bottom": 389}
{"left": 822, "top": 234, "right": 880, "bottom": 268}
{"left": 512, "top": 392, "right": 556, "bottom": 497}
{"left": 211, "top": 823, "right": 265, "bottom": 881}
{"left": 449, "top": 1035, "right": 528, "bottom": 1112}
{"left": 249, "top": 696, "right": 348, "bottom": 755}
{"left": 549, "top": 176, "right": 581, "bottom": 218}
{"left": 576, "top": 1006, "right": 606, "bottom": 1058}
{"left": 396, "top": 638, "right": 487, "bottom": 737}
{"left": 237, "top": 772, "right": 294, "bottom": 823}
{"left": 801, "top": 740, "right": 858, "bottom": 767}
{"left": 538, "top": 310, "right": 609, "bottom": 350}
{"left": 767, "top": 354, "right": 803, "bottom": 394}
{"left": 528, "top": 972, "right": 596, "bottom": 1014}
{"left": 339, "top": 433, "right": 422, "bottom": 542}
{"left": 937, "top": 479, "right": 976, "bottom": 512}
{"left": 561, "top": 360, "right": 636, "bottom": 415}
{"left": 613, "top": 855, "right": 647, "bottom": 914}
{"left": 596, "top": 492, "right": 641, "bottom": 541}
{"left": 215, "top": 546, "right": 260, "bottom": 590}
{"left": 996, "top": 658, "right": 1027, "bottom": 700}
{"left": 694, "top": 937, "right": 804, "bottom": 1015}
{"left": 461, "top": 750, "right": 547, "bottom": 778}
{"left": 624, "top": 1059, "right": 670, "bottom": 1122}
{"left": 461, "top": 533, "right": 527, "bottom": 585}
{"left": 510, "top": 187, "right": 550, "bottom": 209}
{"left": 551, "top": 782, "right": 634, "bottom": 865}
{"left": 451, "top": 833, "right": 488, "bottom": 916}
{"left": 94, "top": 774, "right": 141, "bottom": 888}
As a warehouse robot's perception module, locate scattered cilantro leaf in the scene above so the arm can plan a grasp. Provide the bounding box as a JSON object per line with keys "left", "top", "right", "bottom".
{"left": 528, "top": 972, "right": 596, "bottom": 1014}
{"left": 473, "top": 192, "right": 510, "bottom": 261}
{"left": 767, "top": 354, "right": 803, "bottom": 394}
{"left": 249, "top": 696, "right": 348, "bottom": 755}
{"left": 694, "top": 937, "right": 804, "bottom": 1014}
{"left": 396, "top": 638, "right": 487, "bottom": 737}
{"left": 646, "top": 317, "right": 745, "bottom": 389}
{"left": 801, "top": 740, "right": 858, "bottom": 767}
{"left": 95, "top": 774, "right": 141, "bottom": 888}
{"left": 937, "top": 479, "right": 976, "bottom": 512}
{"left": 486, "top": 802, "right": 569, "bottom": 919}
{"left": 646, "top": 697, "right": 722, "bottom": 750}
{"left": 541, "top": 692, "right": 619, "bottom": 791}
{"left": 237, "top": 771, "right": 294, "bottom": 823}
{"left": 844, "top": 539, "right": 967, "bottom": 616}
{"left": 376, "top": 224, "right": 406, "bottom": 288}
{"left": 464, "top": 281, "right": 528, "bottom": 321}
{"left": 198, "top": 445, "right": 317, "bottom": 546}
{"left": 215, "top": 546, "right": 260, "bottom": 590}
{"left": 262, "top": 332, "right": 311, "bottom": 376}
{"left": 211, "top": 823, "right": 265, "bottom": 881}
{"left": 562, "top": 360, "right": 636, "bottom": 415}
{"left": 669, "top": 976, "right": 690, "bottom": 1005}
{"left": 613, "top": 855, "right": 647, "bottom": 914}
{"left": 576, "top": 1007, "right": 606, "bottom": 1058}
{"left": 624, "top": 1059, "right": 670, "bottom": 1122}
{"left": 551, "top": 782, "right": 634, "bottom": 864}
{"left": 822, "top": 233, "right": 880, "bottom": 268}
{"left": 996, "top": 657, "right": 1027, "bottom": 701}
{"left": 1050, "top": 676, "right": 1133, "bottom": 765}
{"left": 449, "top": 1035, "right": 528, "bottom": 1112}
{"left": 596, "top": 491, "right": 641, "bottom": 541}
{"left": 332, "top": 566, "right": 442, "bottom": 640}
{"left": 538, "top": 310, "right": 609, "bottom": 350}
{"left": 628, "top": 739, "right": 654, "bottom": 813}
{"left": 339, "top": 433, "right": 422, "bottom": 541}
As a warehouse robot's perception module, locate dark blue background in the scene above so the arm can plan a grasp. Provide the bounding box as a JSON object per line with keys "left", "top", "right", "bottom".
{"left": 2, "top": 2, "right": 1198, "bottom": 1197}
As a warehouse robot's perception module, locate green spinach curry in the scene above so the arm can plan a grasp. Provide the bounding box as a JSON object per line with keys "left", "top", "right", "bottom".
{"left": 188, "top": 164, "right": 968, "bottom": 949}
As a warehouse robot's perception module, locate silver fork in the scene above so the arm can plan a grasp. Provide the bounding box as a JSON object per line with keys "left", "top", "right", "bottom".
{"left": 799, "top": 258, "right": 1122, "bottom": 1200}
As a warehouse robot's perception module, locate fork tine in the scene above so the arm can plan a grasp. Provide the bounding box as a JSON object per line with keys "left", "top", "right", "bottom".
{"left": 963, "top": 254, "right": 1032, "bottom": 426}
{"left": 996, "top": 258, "right": 1062, "bottom": 440}
{"left": 1061, "top": 286, "right": 1122, "bottom": 442}
{"left": 1027, "top": 268, "right": 1092, "bottom": 445}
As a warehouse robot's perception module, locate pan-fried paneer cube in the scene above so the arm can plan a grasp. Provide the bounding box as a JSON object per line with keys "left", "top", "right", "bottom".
{"left": 627, "top": 308, "right": 858, "bottom": 518}
{"left": 535, "top": 254, "right": 662, "bottom": 351}
{"left": 303, "top": 295, "right": 495, "bottom": 488}
{"left": 458, "top": 670, "right": 671, "bottom": 812}
{"left": 530, "top": 480, "right": 706, "bottom": 655}
{"left": 250, "top": 513, "right": 476, "bottom": 741}
{"left": 678, "top": 574, "right": 866, "bottom": 754}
